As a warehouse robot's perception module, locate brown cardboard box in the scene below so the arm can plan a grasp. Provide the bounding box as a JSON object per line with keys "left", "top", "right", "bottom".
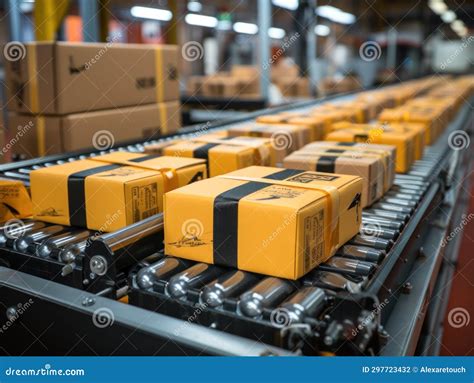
{"left": 8, "top": 101, "right": 181, "bottom": 158}
{"left": 4, "top": 42, "right": 179, "bottom": 114}
{"left": 283, "top": 151, "right": 385, "bottom": 207}
{"left": 202, "top": 77, "right": 243, "bottom": 98}
{"left": 256, "top": 113, "right": 325, "bottom": 141}
{"left": 275, "top": 77, "right": 310, "bottom": 98}
{"left": 164, "top": 166, "right": 362, "bottom": 279}
{"left": 301, "top": 141, "right": 396, "bottom": 193}
{"left": 186, "top": 75, "right": 206, "bottom": 96}
{"left": 231, "top": 65, "right": 260, "bottom": 95}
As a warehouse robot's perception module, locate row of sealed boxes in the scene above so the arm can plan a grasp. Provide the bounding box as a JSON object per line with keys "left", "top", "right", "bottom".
{"left": 8, "top": 74, "right": 474, "bottom": 282}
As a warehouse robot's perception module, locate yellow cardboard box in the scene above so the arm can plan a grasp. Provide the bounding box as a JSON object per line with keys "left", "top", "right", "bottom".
{"left": 256, "top": 113, "right": 325, "bottom": 141}
{"left": 228, "top": 124, "right": 311, "bottom": 152}
{"left": 164, "top": 166, "right": 363, "bottom": 279}
{"left": 31, "top": 152, "right": 207, "bottom": 231}
{"left": 162, "top": 136, "right": 275, "bottom": 177}
{"left": 325, "top": 125, "right": 415, "bottom": 173}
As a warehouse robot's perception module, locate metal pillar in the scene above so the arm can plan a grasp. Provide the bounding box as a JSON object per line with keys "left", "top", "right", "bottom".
{"left": 79, "top": 0, "right": 100, "bottom": 42}
{"left": 306, "top": 0, "right": 318, "bottom": 95}
{"left": 387, "top": 27, "right": 397, "bottom": 69}
{"left": 258, "top": 0, "right": 271, "bottom": 103}
{"left": 7, "top": 0, "right": 22, "bottom": 42}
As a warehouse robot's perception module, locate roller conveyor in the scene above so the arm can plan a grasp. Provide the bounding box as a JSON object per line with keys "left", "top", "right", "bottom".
{"left": 0, "top": 92, "right": 472, "bottom": 356}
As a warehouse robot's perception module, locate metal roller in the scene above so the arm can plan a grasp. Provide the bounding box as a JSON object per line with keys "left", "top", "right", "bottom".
{"left": 372, "top": 202, "right": 413, "bottom": 215}
{"left": 166, "top": 263, "right": 223, "bottom": 299}
{"left": 0, "top": 221, "right": 46, "bottom": 247}
{"left": 382, "top": 197, "right": 417, "bottom": 208}
{"left": 360, "top": 224, "right": 399, "bottom": 240}
{"left": 137, "top": 257, "right": 187, "bottom": 289}
{"left": 390, "top": 185, "right": 424, "bottom": 195}
{"left": 304, "top": 271, "right": 362, "bottom": 293}
{"left": 37, "top": 230, "right": 91, "bottom": 258}
{"left": 365, "top": 209, "right": 410, "bottom": 222}
{"left": 362, "top": 216, "right": 404, "bottom": 231}
{"left": 349, "top": 234, "right": 393, "bottom": 251}
{"left": 238, "top": 277, "right": 294, "bottom": 318}
{"left": 13, "top": 225, "right": 65, "bottom": 253}
{"left": 385, "top": 191, "right": 421, "bottom": 201}
{"left": 201, "top": 270, "right": 259, "bottom": 308}
{"left": 320, "top": 256, "right": 376, "bottom": 276}
{"left": 337, "top": 245, "right": 385, "bottom": 263}
{"left": 278, "top": 287, "right": 327, "bottom": 323}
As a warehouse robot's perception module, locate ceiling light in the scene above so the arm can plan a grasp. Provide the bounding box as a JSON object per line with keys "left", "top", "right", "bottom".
{"left": 272, "top": 0, "right": 299, "bottom": 11}
{"left": 268, "top": 27, "right": 286, "bottom": 39}
{"left": 441, "top": 10, "right": 456, "bottom": 23}
{"left": 233, "top": 22, "right": 258, "bottom": 35}
{"left": 314, "top": 24, "right": 330, "bottom": 36}
{"left": 187, "top": 1, "right": 202, "bottom": 13}
{"left": 428, "top": 0, "right": 447, "bottom": 14}
{"left": 185, "top": 14, "right": 218, "bottom": 28}
{"left": 130, "top": 6, "right": 172, "bottom": 21}
{"left": 451, "top": 20, "right": 464, "bottom": 32}
{"left": 316, "top": 5, "right": 355, "bottom": 25}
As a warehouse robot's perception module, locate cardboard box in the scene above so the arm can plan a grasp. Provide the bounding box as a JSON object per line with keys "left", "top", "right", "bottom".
{"left": 202, "top": 77, "right": 243, "bottom": 98}
{"left": 186, "top": 76, "right": 206, "bottom": 96}
{"left": 332, "top": 121, "right": 425, "bottom": 160}
{"left": 164, "top": 166, "right": 363, "bottom": 279}
{"left": 325, "top": 126, "right": 415, "bottom": 173}
{"left": 378, "top": 108, "right": 439, "bottom": 145}
{"left": 256, "top": 113, "right": 325, "bottom": 141}
{"left": 162, "top": 136, "right": 275, "bottom": 177}
{"left": 230, "top": 65, "right": 260, "bottom": 95}
{"left": 228, "top": 124, "right": 311, "bottom": 152}
{"left": 4, "top": 42, "right": 179, "bottom": 114}
{"left": 300, "top": 141, "right": 396, "bottom": 193}
{"left": 283, "top": 151, "right": 384, "bottom": 207}
{"left": 30, "top": 152, "right": 207, "bottom": 231}
{"left": 8, "top": 101, "right": 181, "bottom": 158}
{"left": 275, "top": 77, "right": 310, "bottom": 98}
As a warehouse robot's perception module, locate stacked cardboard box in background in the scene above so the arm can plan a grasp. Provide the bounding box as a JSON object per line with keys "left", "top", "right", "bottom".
{"left": 186, "top": 64, "right": 311, "bottom": 99}
{"left": 5, "top": 42, "right": 181, "bottom": 158}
